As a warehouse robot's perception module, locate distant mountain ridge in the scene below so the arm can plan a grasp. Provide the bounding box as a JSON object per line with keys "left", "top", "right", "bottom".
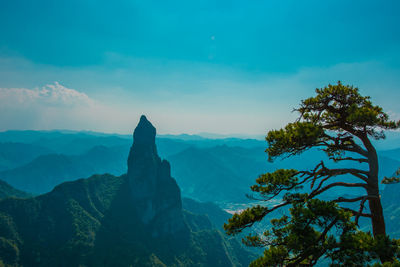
{"left": 0, "top": 135, "right": 399, "bottom": 205}
{"left": 0, "top": 142, "right": 52, "bottom": 171}
{"left": 0, "top": 129, "right": 398, "bottom": 203}
{"left": 0, "top": 180, "right": 31, "bottom": 199}
{"left": 0, "top": 145, "right": 129, "bottom": 194}
{"left": 3, "top": 128, "right": 399, "bottom": 148}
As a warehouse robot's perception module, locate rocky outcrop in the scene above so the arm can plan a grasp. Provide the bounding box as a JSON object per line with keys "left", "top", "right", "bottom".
{"left": 127, "top": 115, "right": 187, "bottom": 236}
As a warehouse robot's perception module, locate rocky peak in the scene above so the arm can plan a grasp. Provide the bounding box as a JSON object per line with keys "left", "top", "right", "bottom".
{"left": 127, "top": 115, "right": 187, "bottom": 236}
{"left": 133, "top": 115, "right": 156, "bottom": 146}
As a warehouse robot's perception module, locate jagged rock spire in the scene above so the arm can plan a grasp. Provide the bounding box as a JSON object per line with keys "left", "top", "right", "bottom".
{"left": 133, "top": 115, "right": 156, "bottom": 146}
{"left": 127, "top": 115, "right": 187, "bottom": 236}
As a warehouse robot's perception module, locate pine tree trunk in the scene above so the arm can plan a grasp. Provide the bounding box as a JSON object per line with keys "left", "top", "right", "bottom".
{"left": 367, "top": 186, "right": 386, "bottom": 237}
{"left": 365, "top": 140, "right": 391, "bottom": 263}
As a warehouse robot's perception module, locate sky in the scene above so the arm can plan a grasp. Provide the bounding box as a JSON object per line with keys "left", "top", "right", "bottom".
{"left": 0, "top": 0, "right": 399, "bottom": 136}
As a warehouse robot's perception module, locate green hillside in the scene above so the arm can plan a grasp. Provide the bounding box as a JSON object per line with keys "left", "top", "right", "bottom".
{"left": 0, "top": 173, "right": 253, "bottom": 266}
{"left": 0, "top": 146, "right": 128, "bottom": 194}
{"left": 0, "top": 180, "right": 31, "bottom": 200}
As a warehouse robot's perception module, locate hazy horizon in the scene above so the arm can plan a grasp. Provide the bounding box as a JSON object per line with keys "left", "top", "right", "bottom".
{"left": 0, "top": 126, "right": 266, "bottom": 140}
{"left": 1, "top": 128, "right": 400, "bottom": 151}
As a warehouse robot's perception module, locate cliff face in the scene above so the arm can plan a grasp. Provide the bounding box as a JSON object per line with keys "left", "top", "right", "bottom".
{"left": 127, "top": 115, "right": 187, "bottom": 236}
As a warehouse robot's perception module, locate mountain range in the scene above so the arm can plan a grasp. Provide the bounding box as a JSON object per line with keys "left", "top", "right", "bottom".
{"left": 0, "top": 129, "right": 399, "bottom": 204}
{"left": 0, "top": 122, "right": 399, "bottom": 266}
{"left": 0, "top": 116, "right": 254, "bottom": 266}
{"left": 0, "top": 180, "right": 31, "bottom": 200}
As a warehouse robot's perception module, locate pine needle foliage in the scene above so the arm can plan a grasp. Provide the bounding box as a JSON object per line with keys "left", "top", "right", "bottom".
{"left": 225, "top": 82, "right": 400, "bottom": 266}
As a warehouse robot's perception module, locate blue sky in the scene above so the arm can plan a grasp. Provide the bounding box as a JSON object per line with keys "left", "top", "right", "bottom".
{"left": 0, "top": 0, "right": 399, "bottom": 135}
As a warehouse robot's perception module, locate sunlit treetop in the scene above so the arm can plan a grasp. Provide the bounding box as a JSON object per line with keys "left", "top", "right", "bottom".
{"left": 267, "top": 81, "right": 400, "bottom": 161}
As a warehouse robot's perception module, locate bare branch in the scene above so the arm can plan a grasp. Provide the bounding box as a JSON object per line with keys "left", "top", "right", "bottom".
{"left": 342, "top": 207, "right": 372, "bottom": 218}
{"left": 330, "top": 156, "right": 368, "bottom": 163}
{"left": 333, "top": 196, "right": 370, "bottom": 203}
{"left": 355, "top": 197, "right": 369, "bottom": 226}
{"left": 299, "top": 161, "right": 369, "bottom": 185}
{"left": 310, "top": 182, "right": 368, "bottom": 199}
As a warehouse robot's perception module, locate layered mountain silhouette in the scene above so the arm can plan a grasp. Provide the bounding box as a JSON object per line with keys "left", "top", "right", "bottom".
{"left": 0, "top": 180, "right": 31, "bottom": 200}
{"left": 0, "top": 142, "right": 52, "bottom": 171}
{"left": 0, "top": 145, "right": 128, "bottom": 194}
{"left": 1, "top": 129, "right": 399, "bottom": 205}
{"left": 0, "top": 116, "right": 253, "bottom": 266}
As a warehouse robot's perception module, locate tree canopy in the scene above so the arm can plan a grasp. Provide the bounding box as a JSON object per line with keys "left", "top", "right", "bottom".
{"left": 224, "top": 82, "right": 400, "bottom": 266}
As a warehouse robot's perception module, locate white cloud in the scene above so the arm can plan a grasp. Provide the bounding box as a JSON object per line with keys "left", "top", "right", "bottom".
{"left": 0, "top": 82, "right": 93, "bottom": 107}
{"left": 0, "top": 83, "right": 113, "bottom": 131}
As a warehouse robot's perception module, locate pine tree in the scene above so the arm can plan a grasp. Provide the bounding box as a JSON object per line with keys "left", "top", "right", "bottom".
{"left": 224, "top": 82, "right": 400, "bottom": 266}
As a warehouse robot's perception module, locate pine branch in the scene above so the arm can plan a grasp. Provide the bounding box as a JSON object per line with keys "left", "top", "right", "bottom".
{"left": 342, "top": 207, "right": 372, "bottom": 218}
{"left": 309, "top": 182, "right": 368, "bottom": 199}
{"left": 330, "top": 156, "right": 368, "bottom": 163}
